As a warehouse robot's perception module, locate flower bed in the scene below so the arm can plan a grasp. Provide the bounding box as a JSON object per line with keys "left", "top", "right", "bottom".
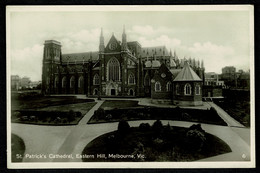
{"left": 88, "top": 106, "right": 227, "bottom": 126}
{"left": 82, "top": 122, "right": 231, "bottom": 162}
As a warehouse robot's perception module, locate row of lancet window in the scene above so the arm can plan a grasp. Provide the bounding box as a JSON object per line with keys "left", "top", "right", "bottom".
{"left": 54, "top": 76, "right": 84, "bottom": 89}
{"left": 155, "top": 82, "right": 201, "bottom": 95}
{"left": 54, "top": 72, "right": 135, "bottom": 88}
{"left": 175, "top": 83, "right": 201, "bottom": 95}
{"left": 155, "top": 81, "right": 172, "bottom": 92}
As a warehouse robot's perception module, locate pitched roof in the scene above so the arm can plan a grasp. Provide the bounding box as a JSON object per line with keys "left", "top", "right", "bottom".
{"left": 62, "top": 51, "right": 99, "bottom": 63}
{"left": 174, "top": 61, "right": 202, "bottom": 81}
{"left": 140, "top": 46, "right": 170, "bottom": 58}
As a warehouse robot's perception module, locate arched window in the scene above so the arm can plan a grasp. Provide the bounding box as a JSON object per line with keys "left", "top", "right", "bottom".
{"left": 176, "top": 84, "right": 180, "bottom": 95}
{"left": 70, "top": 76, "right": 75, "bottom": 88}
{"left": 107, "top": 57, "right": 120, "bottom": 81}
{"left": 93, "top": 74, "right": 99, "bottom": 85}
{"left": 54, "top": 76, "right": 59, "bottom": 88}
{"left": 78, "top": 76, "right": 84, "bottom": 88}
{"left": 155, "top": 81, "right": 161, "bottom": 92}
{"left": 62, "top": 77, "right": 66, "bottom": 88}
{"left": 195, "top": 84, "right": 201, "bottom": 95}
{"left": 166, "top": 81, "right": 172, "bottom": 92}
{"left": 46, "top": 77, "right": 50, "bottom": 85}
{"left": 128, "top": 73, "right": 135, "bottom": 84}
{"left": 184, "top": 83, "right": 192, "bottom": 95}
{"left": 144, "top": 75, "right": 150, "bottom": 86}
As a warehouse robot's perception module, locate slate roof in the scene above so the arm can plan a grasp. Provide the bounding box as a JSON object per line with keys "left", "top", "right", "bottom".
{"left": 173, "top": 61, "right": 202, "bottom": 81}
{"left": 141, "top": 46, "right": 170, "bottom": 58}
{"left": 62, "top": 51, "right": 99, "bottom": 63}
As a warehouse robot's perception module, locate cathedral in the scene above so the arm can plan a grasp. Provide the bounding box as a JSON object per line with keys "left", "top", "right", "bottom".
{"left": 42, "top": 27, "right": 205, "bottom": 106}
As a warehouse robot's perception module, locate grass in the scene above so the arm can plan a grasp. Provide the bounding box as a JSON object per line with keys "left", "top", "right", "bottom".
{"left": 11, "top": 91, "right": 97, "bottom": 125}
{"left": 11, "top": 134, "right": 25, "bottom": 162}
{"left": 11, "top": 91, "right": 94, "bottom": 111}
{"left": 81, "top": 125, "right": 231, "bottom": 162}
{"left": 100, "top": 100, "right": 140, "bottom": 110}
{"left": 214, "top": 100, "right": 250, "bottom": 127}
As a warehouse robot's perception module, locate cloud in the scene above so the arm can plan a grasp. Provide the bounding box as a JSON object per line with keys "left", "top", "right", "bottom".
{"left": 137, "top": 35, "right": 181, "bottom": 48}
{"left": 11, "top": 44, "right": 43, "bottom": 81}
{"left": 128, "top": 25, "right": 173, "bottom": 37}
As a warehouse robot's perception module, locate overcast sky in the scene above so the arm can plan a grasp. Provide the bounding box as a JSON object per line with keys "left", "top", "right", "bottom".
{"left": 7, "top": 6, "right": 253, "bottom": 81}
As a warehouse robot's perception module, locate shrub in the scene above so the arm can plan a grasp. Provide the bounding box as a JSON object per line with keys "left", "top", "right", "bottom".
{"left": 67, "top": 110, "right": 76, "bottom": 122}
{"left": 185, "top": 129, "right": 206, "bottom": 152}
{"left": 152, "top": 120, "right": 163, "bottom": 132}
{"left": 181, "top": 113, "right": 191, "bottom": 120}
{"left": 139, "top": 123, "right": 151, "bottom": 131}
{"left": 126, "top": 110, "right": 138, "bottom": 118}
{"left": 94, "top": 108, "right": 105, "bottom": 119}
{"left": 189, "top": 124, "right": 205, "bottom": 134}
{"left": 209, "top": 107, "right": 218, "bottom": 115}
{"left": 118, "top": 120, "right": 130, "bottom": 134}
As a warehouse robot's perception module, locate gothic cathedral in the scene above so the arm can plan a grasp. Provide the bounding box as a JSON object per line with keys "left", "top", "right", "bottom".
{"left": 42, "top": 27, "right": 205, "bottom": 105}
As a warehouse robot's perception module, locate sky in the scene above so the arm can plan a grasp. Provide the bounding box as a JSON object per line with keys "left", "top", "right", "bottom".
{"left": 7, "top": 6, "right": 253, "bottom": 81}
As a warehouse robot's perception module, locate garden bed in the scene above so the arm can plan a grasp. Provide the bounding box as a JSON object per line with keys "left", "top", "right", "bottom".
{"left": 11, "top": 134, "right": 25, "bottom": 162}
{"left": 12, "top": 102, "right": 97, "bottom": 125}
{"left": 88, "top": 106, "right": 227, "bottom": 126}
{"left": 82, "top": 122, "right": 231, "bottom": 162}
{"left": 214, "top": 99, "right": 250, "bottom": 127}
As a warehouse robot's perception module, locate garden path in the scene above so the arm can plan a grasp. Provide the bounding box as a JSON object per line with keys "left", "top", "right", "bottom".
{"left": 11, "top": 97, "right": 251, "bottom": 164}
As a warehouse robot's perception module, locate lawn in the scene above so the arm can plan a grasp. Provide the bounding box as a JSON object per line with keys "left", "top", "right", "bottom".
{"left": 11, "top": 91, "right": 97, "bottom": 125}
{"left": 99, "top": 100, "right": 140, "bottom": 110}
{"left": 11, "top": 134, "right": 25, "bottom": 162}
{"left": 81, "top": 122, "right": 231, "bottom": 162}
{"left": 11, "top": 91, "right": 94, "bottom": 111}
{"left": 214, "top": 100, "right": 250, "bottom": 127}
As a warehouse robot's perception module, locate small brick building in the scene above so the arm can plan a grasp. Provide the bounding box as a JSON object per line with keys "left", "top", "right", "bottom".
{"left": 173, "top": 61, "right": 203, "bottom": 106}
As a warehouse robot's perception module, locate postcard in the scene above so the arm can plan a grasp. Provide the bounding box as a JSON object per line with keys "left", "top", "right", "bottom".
{"left": 6, "top": 5, "right": 255, "bottom": 168}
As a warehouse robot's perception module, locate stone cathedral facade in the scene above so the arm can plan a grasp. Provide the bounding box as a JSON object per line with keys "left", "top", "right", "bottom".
{"left": 42, "top": 27, "right": 205, "bottom": 105}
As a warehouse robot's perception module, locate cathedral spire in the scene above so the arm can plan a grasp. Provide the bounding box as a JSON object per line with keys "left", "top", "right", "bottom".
{"left": 122, "top": 25, "right": 127, "bottom": 51}
{"left": 99, "top": 28, "right": 105, "bottom": 52}
{"left": 201, "top": 59, "right": 204, "bottom": 69}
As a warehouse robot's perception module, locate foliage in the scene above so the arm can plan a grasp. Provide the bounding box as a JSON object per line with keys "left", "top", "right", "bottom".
{"left": 139, "top": 123, "right": 151, "bottom": 131}
{"left": 186, "top": 129, "right": 206, "bottom": 152}
{"left": 118, "top": 120, "right": 130, "bottom": 134}
{"left": 152, "top": 120, "right": 163, "bottom": 132}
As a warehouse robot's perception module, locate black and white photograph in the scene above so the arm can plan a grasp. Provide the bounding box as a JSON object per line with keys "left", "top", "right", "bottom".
{"left": 6, "top": 5, "right": 255, "bottom": 168}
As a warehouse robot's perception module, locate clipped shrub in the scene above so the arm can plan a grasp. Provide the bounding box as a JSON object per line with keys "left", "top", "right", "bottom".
{"left": 186, "top": 129, "right": 206, "bottom": 152}
{"left": 209, "top": 107, "right": 218, "bottom": 115}
{"left": 67, "top": 110, "right": 76, "bottom": 122}
{"left": 189, "top": 124, "right": 205, "bottom": 134}
{"left": 105, "top": 114, "right": 113, "bottom": 120}
{"left": 118, "top": 120, "right": 130, "bottom": 134}
{"left": 139, "top": 123, "right": 151, "bottom": 131}
{"left": 181, "top": 112, "right": 191, "bottom": 120}
{"left": 152, "top": 120, "right": 163, "bottom": 132}
{"left": 126, "top": 110, "right": 138, "bottom": 118}
{"left": 94, "top": 108, "right": 105, "bottom": 119}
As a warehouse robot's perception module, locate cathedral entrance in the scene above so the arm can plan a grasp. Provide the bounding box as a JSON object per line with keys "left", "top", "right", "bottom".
{"left": 111, "top": 89, "right": 116, "bottom": 96}
{"left": 105, "top": 80, "right": 119, "bottom": 96}
{"left": 129, "top": 89, "right": 134, "bottom": 96}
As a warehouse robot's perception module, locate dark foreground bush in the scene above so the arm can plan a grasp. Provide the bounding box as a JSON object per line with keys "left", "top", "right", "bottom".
{"left": 118, "top": 120, "right": 130, "bottom": 134}
{"left": 152, "top": 120, "right": 163, "bottom": 132}
{"left": 139, "top": 123, "right": 151, "bottom": 131}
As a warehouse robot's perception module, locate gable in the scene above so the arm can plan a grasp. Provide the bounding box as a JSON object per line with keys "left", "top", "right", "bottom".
{"left": 105, "top": 34, "right": 121, "bottom": 53}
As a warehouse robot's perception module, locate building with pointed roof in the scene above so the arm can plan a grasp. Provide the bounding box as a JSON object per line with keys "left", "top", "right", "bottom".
{"left": 41, "top": 27, "right": 204, "bottom": 105}
{"left": 173, "top": 61, "right": 203, "bottom": 106}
